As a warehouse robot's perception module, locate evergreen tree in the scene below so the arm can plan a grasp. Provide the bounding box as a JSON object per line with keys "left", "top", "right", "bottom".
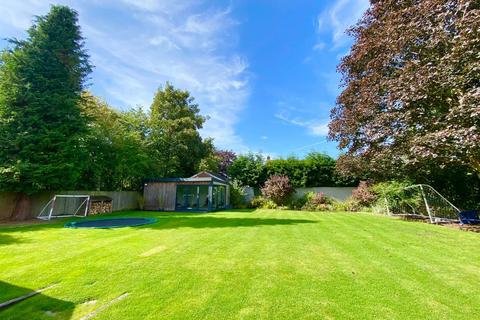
{"left": 0, "top": 5, "right": 91, "bottom": 219}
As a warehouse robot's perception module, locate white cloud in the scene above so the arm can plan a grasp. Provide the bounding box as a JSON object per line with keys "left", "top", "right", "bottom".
{"left": 119, "top": 0, "right": 191, "bottom": 13}
{"left": 291, "top": 141, "right": 327, "bottom": 152}
{"left": 275, "top": 112, "right": 329, "bottom": 136}
{"left": 312, "top": 42, "right": 326, "bottom": 51}
{"left": 120, "top": 0, "right": 163, "bottom": 11}
{"left": 0, "top": 1, "right": 46, "bottom": 31}
{"left": 0, "top": 0, "right": 250, "bottom": 152}
{"left": 149, "top": 35, "right": 180, "bottom": 50}
{"left": 316, "top": 0, "right": 369, "bottom": 48}
{"left": 309, "top": 123, "right": 330, "bottom": 136}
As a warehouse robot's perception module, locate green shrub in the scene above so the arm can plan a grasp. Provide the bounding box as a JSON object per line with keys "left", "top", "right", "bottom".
{"left": 289, "top": 194, "right": 309, "bottom": 210}
{"left": 371, "top": 181, "right": 421, "bottom": 210}
{"left": 246, "top": 196, "right": 279, "bottom": 209}
{"left": 301, "top": 192, "right": 334, "bottom": 211}
{"left": 248, "top": 196, "right": 266, "bottom": 208}
{"left": 332, "top": 198, "right": 363, "bottom": 212}
{"left": 262, "top": 199, "right": 278, "bottom": 209}
{"left": 229, "top": 152, "right": 357, "bottom": 189}
{"left": 371, "top": 202, "right": 388, "bottom": 214}
{"left": 344, "top": 198, "right": 363, "bottom": 212}
{"left": 307, "top": 192, "right": 333, "bottom": 205}
{"left": 302, "top": 203, "right": 332, "bottom": 211}
{"left": 230, "top": 180, "right": 248, "bottom": 208}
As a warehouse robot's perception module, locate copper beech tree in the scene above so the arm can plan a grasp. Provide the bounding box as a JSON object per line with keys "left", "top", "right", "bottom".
{"left": 329, "top": 0, "right": 479, "bottom": 178}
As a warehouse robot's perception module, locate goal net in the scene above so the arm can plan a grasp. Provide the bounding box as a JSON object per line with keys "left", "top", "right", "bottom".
{"left": 386, "top": 184, "right": 460, "bottom": 223}
{"left": 37, "top": 195, "right": 90, "bottom": 220}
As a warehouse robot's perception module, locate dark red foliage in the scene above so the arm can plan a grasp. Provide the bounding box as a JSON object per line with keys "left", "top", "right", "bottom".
{"left": 351, "top": 181, "right": 377, "bottom": 206}
{"left": 308, "top": 192, "right": 332, "bottom": 206}
{"left": 329, "top": 0, "right": 480, "bottom": 177}
{"left": 261, "top": 175, "right": 294, "bottom": 205}
{"left": 215, "top": 150, "right": 237, "bottom": 175}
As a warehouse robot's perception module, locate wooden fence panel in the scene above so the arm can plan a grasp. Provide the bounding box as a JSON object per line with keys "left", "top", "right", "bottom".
{"left": 0, "top": 191, "right": 140, "bottom": 220}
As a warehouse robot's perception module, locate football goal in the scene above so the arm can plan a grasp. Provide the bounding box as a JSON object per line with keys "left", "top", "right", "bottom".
{"left": 37, "top": 195, "right": 90, "bottom": 220}
{"left": 386, "top": 184, "right": 460, "bottom": 223}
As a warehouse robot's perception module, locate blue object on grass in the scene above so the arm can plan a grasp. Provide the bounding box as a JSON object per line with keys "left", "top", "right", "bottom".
{"left": 458, "top": 210, "right": 480, "bottom": 225}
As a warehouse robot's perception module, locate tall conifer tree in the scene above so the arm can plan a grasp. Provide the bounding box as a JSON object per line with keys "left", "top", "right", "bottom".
{"left": 0, "top": 5, "right": 91, "bottom": 219}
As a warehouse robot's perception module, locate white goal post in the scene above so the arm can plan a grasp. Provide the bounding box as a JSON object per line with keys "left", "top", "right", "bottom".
{"left": 386, "top": 184, "right": 461, "bottom": 223}
{"left": 37, "top": 195, "right": 90, "bottom": 220}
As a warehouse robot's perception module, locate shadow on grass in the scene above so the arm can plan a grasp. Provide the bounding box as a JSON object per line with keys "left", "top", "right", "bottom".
{"left": 142, "top": 215, "right": 316, "bottom": 230}
{"left": 142, "top": 208, "right": 257, "bottom": 217}
{"left": 0, "top": 223, "right": 65, "bottom": 245}
{"left": 0, "top": 281, "right": 74, "bottom": 319}
{"left": 0, "top": 233, "right": 23, "bottom": 246}
{"left": 106, "top": 210, "right": 316, "bottom": 230}
{"left": 0, "top": 210, "right": 315, "bottom": 236}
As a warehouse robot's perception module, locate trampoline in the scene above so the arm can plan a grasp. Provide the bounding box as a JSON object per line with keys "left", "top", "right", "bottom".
{"left": 65, "top": 217, "right": 157, "bottom": 229}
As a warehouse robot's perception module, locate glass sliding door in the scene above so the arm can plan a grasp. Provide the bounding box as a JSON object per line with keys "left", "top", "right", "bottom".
{"left": 187, "top": 186, "right": 198, "bottom": 209}
{"left": 198, "top": 186, "right": 209, "bottom": 210}
{"left": 211, "top": 185, "right": 226, "bottom": 210}
{"left": 176, "top": 185, "right": 197, "bottom": 210}
{"left": 176, "top": 185, "right": 210, "bottom": 211}
{"left": 211, "top": 186, "right": 217, "bottom": 209}
{"left": 218, "top": 186, "right": 226, "bottom": 209}
{"left": 176, "top": 185, "right": 188, "bottom": 210}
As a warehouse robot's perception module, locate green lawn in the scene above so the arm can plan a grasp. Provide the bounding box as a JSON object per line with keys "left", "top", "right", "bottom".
{"left": 0, "top": 210, "right": 479, "bottom": 319}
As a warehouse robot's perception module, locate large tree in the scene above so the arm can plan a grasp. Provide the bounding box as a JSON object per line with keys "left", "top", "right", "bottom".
{"left": 148, "top": 83, "right": 210, "bottom": 177}
{"left": 0, "top": 5, "right": 92, "bottom": 219}
{"left": 79, "top": 92, "right": 152, "bottom": 191}
{"left": 329, "top": 0, "right": 480, "bottom": 178}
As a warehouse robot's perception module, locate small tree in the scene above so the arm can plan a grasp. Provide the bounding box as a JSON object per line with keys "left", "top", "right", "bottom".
{"left": 261, "top": 175, "right": 294, "bottom": 206}
{"left": 230, "top": 180, "right": 247, "bottom": 208}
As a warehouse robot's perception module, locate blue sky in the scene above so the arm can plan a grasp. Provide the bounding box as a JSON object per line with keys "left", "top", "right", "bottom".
{"left": 0, "top": 0, "right": 369, "bottom": 159}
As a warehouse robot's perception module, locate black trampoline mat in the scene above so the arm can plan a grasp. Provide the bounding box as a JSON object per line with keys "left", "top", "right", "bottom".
{"left": 65, "top": 218, "right": 157, "bottom": 229}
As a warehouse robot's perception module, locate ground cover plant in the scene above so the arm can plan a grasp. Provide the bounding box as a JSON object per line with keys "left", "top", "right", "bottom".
{"left": 1, "top": 210, "right": 479, "bottom": 319}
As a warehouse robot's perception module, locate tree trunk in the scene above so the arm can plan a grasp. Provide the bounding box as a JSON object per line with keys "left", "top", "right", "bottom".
{"left": 12, "top": 193, "right": 32, "bottom": 221}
